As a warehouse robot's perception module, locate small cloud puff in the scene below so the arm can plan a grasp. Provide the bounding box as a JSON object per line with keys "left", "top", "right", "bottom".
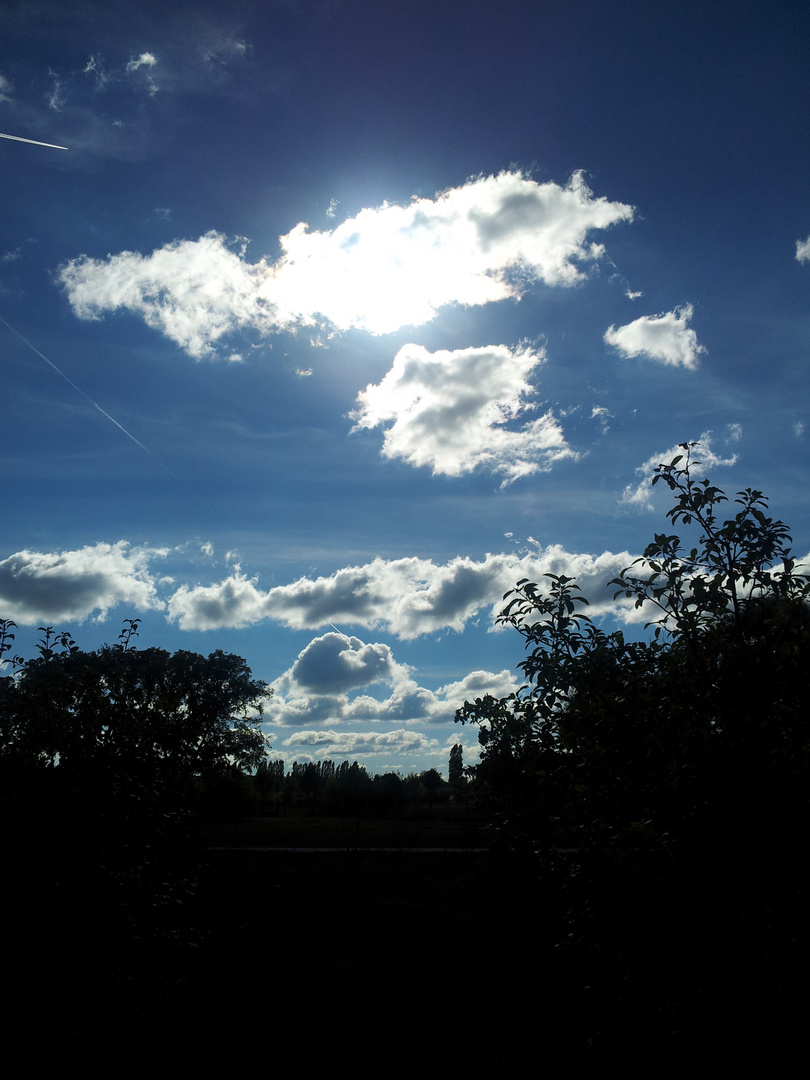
{"left": 796, "top": 236, "right": 810, "bottom": 263}
{"left": 604, "top": 303, "right": 705, "bottom": 369}
{"left": 126, "top": 53, "right": 158, "bottom": 74}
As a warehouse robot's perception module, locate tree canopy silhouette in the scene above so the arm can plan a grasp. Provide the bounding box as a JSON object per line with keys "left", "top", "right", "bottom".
{"left": 456, "top": 443, "right": 810, "bottom": 1058}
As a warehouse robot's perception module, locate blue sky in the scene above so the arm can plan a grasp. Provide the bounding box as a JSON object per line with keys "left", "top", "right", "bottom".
{"left": 2, "top": 0, "right": 809, "bottom": 776}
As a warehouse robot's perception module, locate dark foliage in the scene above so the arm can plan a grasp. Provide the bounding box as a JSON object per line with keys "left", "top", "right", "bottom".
{"left": 456, "top": 444, "right": 810, "bottom": 1061}
{"left": 0, "top": 620, "right": 269, "bottom": 1052}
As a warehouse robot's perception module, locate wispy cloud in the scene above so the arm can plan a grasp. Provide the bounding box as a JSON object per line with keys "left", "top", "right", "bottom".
{"left": 796, "top": 236, "right": 810, "bottom": 263}
{"left": 59, "top": 170, "right": 634, "bottom": 356}
{"left": 126, "top": 53, "right": 158, "bottom": 74}
{"left": 591, "top": 405, "right": 611, "bottom": 434}
{"left": 620, "top": 431, "right": 739, "bottom": 510}
{"left": 125, "top": 52, "right": 159, "bottom": 95}
{"left": 350, "top": 343, "right": 575, "bottom": 484}
{"left": 46, "top": 70, "right": 65, "bottom": 111}
{"left": 604, "top": 303, "right": 705, "bottom": 369}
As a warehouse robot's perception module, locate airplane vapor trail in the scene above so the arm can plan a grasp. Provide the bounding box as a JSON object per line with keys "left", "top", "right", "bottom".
{"left": 1, "top": 132, "right": 69, "bottom": 150}
{"left": 0, "top": 314, "right": 179, "bottom": 480}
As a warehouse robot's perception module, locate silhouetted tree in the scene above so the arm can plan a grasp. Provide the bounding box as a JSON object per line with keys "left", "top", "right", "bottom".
{"left": 448, "top": 743, "right": 464, "bottom": 785}
{"left": 456, "top": 443, "right": 810, "bottom": 1057}
{"left": 0, "top": 620, "right": 271, "bottom": 1051}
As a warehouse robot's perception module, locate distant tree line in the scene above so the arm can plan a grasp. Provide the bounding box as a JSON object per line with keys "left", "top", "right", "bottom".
{"left": 214, "top": 757, "right": 466, "bottom": 819}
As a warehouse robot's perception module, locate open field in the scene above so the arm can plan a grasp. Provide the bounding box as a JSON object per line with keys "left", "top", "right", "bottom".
{"left": 195, "top": 810, "right": 491, "bottom": 850}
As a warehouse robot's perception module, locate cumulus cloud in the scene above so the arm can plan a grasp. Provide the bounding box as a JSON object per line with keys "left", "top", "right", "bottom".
{"left": 1, "top": 536, "right": 649, "bottom": 638}
{"left": 604, "top": 303, "right": 705, "bottom": 369}
{"left": 267, "top": 549, "right": 641, "bottom": 637}
{"left": 281, "top": 728, "right": 439, "bottom": 759}
{"left": 60, "top": 234, "right": 275, "bottom": 360}
{"left": 350, "top": 343, "right": 575, "bottom": 483}
{"left": 265, "top": 630, "right": 518, "bottom": 737}
{"left": 167, "top": 571, "right": 273, "bottom": 630}
{"left": 288, "top": 633, "right": 401, "bottom": 695}
{"left": 0, "top": 542, "right": 167, "bottom": 624}
{"left": 166, "top": 543, "right": 639, "bottom": 641}
{"left": 620, "top": 432, "right": 739, "bottom": 510}
{"left": 59, "top": 170, "right": 634, "bottom": 356}
{"left": 796, "top": 236, "right": 810, "bottom": 263}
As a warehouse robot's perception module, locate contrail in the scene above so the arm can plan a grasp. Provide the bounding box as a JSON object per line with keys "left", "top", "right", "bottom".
{"left": 1, "top": 132, "right": 68, "bottom": 150}
{"left": 0, "top": 314, "right": 179, "bottom": 480}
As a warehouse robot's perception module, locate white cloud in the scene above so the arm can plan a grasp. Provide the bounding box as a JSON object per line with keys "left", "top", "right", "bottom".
{"left": 59, "top": 170, "right": 633, "bottom": 357}
{"left": 350, "top": 343, "right": 575, "bottom": 483}
{"left": 287, "top": 633, "right": 402, "bottom": 695}
{"left": 172, "top": 546, "right": 637, "bottom": 640}
{"left": 620, "top": 432, "right": 739, "bottom": 510}
{"left": 46, "top": 71, "right": 65, "bottom": 111}
{"left": 604, "top": 303, "right": 705, "bottom": 369}
{"left": 796, "top": 236, "right": 810, "bottom": 263}
{"left": 281, "top": 728, "right": 439, "bottom": 759}
{"left": 126, "top": 53, "right": 158, "bottom": 74}
{"left": 167, "top": 571, "right": 270, "bottom": 629}
{"left": 591, "top": 405, "right": 611, "bottom": 433}
{"left": 1, "top": 537, "right": 648, "bottom": 638}
{"left": 82, "top": 55, "right": 113, "bottom": 91}
{"left": 0, "top": 542, "right": 167, "bottom": 624}
{"left": 0, "top": 72, "right": 13, "bottom": 102}
{"left": 265, "top": 630, "right": 519, "bottom": 735}
{"left": 60, "top": 234, "right": 276, "bottom": 359}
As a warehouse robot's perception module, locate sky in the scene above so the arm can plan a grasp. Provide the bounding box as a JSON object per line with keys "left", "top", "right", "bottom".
{"left": 2, "top": 0, "right": 809, "bottom": 777}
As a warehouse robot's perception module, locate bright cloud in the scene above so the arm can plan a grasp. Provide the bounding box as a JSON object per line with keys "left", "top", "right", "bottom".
{"left": 280, "top": 728, "right": 439, "bottom": 759}
{"left": 60, "top": 234, "right": 275, "bottom": 359}
{"left": 2, "top": 538, "right": 646, "bottom": 637}
{"left": 59, "top": 170, "right": 634, "bottom": 356}
{"left": 604, "top": 303, "right": 705, "bottom": 369}
{"left": 190, "top": 548, "right": 639, "bottom": 640}
{"left": 350, "top": 343, "right": 575, "bottom": 483}
{"left": 620, "top": 432, "right": 739, "bottom": 510}
{"left": 796, "top": 236, "right": 810, "bottom": 263}
{"left": 266, "top": 630, "right": 518, "bottom": 736}
{"left": 167, "top": 571, "right": 272, "bottom": 630}
{"left": 126, "top": 53, "right": 158, "bottom": 73}
{"left": 0, "top": 542, "right": 167, "bottom": 624}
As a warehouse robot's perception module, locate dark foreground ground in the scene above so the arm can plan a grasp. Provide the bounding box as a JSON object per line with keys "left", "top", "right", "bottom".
{"left": 7, "top": 813, "right": 804, "bottom": 1074}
